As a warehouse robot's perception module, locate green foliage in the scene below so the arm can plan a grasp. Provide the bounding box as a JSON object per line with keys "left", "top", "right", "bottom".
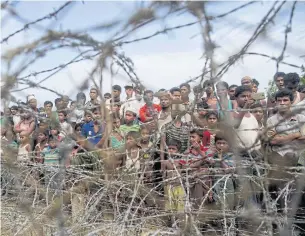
{"left": 267, "top": 80, "right": 277, "bottom": 96}
{"left": 301, "top": 73, "right": 305, "bottom": 85}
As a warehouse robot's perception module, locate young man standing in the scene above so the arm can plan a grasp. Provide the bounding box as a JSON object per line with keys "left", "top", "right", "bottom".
{"left": 283, "top": 72, "right": 305, "bottom": 105}
{"left": 85, "top": 87, "right": 101, "bottom": 110}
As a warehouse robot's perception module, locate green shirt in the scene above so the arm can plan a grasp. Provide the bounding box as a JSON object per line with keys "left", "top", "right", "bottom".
{"left": 119, "top": 124, "right": 140, "bottom": 136}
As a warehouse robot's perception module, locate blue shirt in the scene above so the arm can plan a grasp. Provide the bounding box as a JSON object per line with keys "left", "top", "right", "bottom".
{"left": 81, "top": 121, "right": 103, "bottom": 145}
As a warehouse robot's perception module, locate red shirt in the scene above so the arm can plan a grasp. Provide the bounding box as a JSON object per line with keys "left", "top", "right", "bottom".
{"left": 139, "top": 104, "right": 161, "bottom": 122}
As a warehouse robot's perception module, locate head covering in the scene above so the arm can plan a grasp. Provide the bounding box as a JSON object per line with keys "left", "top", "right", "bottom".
{"left": 241, "top": 76, "right": 252, "bottom": 83}
{"left": 112, "top": 85, "right": 122, "bottom": 92}
{"left": 125, "top": 106, "right": 138, "bottom": 116}
{"left": 124, "top": 84, "right": 134, "bottom": 89}
{"left": 27, "top": 94, "right": 36, "bottom": 102}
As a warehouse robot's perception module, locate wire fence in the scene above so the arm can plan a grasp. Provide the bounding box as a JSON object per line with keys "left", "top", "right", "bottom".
{"left": 1, "top": 1, "right": 305, "bottom": 236}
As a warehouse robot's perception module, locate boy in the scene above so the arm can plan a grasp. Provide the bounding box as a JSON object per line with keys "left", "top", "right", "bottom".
{"left": 58, "top": 110, "right": 73, "bottom": 138}
{"left": 212, "top": 134, "right": 235, "bottom": 209}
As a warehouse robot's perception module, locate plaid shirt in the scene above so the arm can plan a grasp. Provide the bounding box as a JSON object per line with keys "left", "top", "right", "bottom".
{"left": 163, "top": 122, "right": 189, "bottom": 153}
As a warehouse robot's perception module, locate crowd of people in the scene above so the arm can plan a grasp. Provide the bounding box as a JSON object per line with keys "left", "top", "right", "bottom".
{"left": 1, "top": 71, "right": 305, "bottom": 231}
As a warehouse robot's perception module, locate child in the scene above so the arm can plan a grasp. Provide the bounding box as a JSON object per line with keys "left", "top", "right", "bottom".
{"left": 202, "top": 111, "right": 219, "bottom": 157}
{"left": 210, "top": 133, "right": 236, "bottom": 215}
{"left": 163, "top": 139, "right": 185, "bottom": 216}
{"left": 186, "top": 129, "right": 214, "bottom": 209}
{"left": 110, "top": 114, "right": 124, "bottom": 150}
{"left": 139, "top": 126, "right": 153, "bottom": 158}
{"left": 17, "top": 134, "right": 31, "bottom": 162}
{"left": 34, "top": 130, "right": 49, "bottom": 162}
{"left": 58, "top": 110, "right": 73, "bottom": 138}
{"left": 41, "top": 136, "right": 60, "bottom": 190}
{"left": 125, "top": 131, "right": 141, "bottom": 172}
{"left": 50, "top": 125, "right": 63, "bottom": 142}
{"left": 250, "top": 103, "right": 264, "bottom": 129}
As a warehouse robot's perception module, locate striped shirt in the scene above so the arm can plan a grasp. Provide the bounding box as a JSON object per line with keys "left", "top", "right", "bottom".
{"left": 163, "top": 122, "right": 189, "bottom": 153}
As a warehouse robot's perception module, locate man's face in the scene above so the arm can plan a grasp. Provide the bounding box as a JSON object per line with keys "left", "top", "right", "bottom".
{"left": 236, "top": 91, "right": 251, "bottom": 108}
{"left": 180, "top": 86, "right": 189, "bottom": 97}
{"left": 125, "top": 111, "right": 135, "bottom": 124}
{"left": 216, "top": 140, "right": 229, "bottom": 153}
{"left": 10, "top": 109, "right": 17, "bottom": 115}
{"left": 229, "top": 87, "right": 237, "bottom": 100}
{"left": 241, "top": 79, "right": 252, "bottom": 88}
{"left": 160, "top": 96, "right": 170, "bottom": 108}
{"left": 112, "top": 89, "right": 120, "bottom": 99}
{"left": 252, "top": 84, "right": 258, "bottom": 93}
{"left": 125, "top": 88, "right": 133, "bottom": 97}
{"left": 275, "top": 77, "right": 284, "bottom": 90}
{"left": 172, "top": 91, "right": 181, "bottom": 100}
{"left": 44, "top": 103, "right": 53, "bottom": 112}
{"left": 285, "top": 81, "right": 299, "bottom": 93}
{"left": 62, "top": 97, "right": 69, "bottom": 108}
{"left": 251, "top": 108, "right": 264, "bottom": 122}
{"left": 29, "top": 99, "right": 37, "bottom": 109}
{"left": 56, "top": 99, "right": 64, "bottom": 109}
{"left": 168, "top": 145, "right": 178, "bottom": 155}
{"left": 90, "top": 89, "right": 98, "bottom": 100}
{"left": 58, "top": 113, "right": 65, "bottom": 122}
{"left": 276, "top": 96, "right": 292, "bottom": 112}
{"left": 216, "top": 85, "right": 228, "bottom": 97}
{"left": 145, "top": 92, "right": 153, "bottom": 102}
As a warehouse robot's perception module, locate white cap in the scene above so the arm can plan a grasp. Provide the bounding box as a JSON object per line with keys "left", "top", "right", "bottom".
{"left": 27, "top": 94, "right": 36, "bottom": 102}
{"left": 125, "top": 106, "right": 138, "bottom": 116}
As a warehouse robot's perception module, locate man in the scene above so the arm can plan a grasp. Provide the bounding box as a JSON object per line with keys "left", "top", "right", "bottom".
{"left": 106, "top": 85, "right": 122, "bottom": 111}
{"left": 69, "top": 92, "right": 86, "bottom": 125}
{"left": 267, "top": 89, "right": 305, "bottom": 211}
{"left": 62, "top": 95, "right": 70, "bottom": 110}
{"left": 124, "top": 84, "right": 134, "bottom": 101}
{"left": 119, "top": 107, "right": 140, "bottom": 136}
{"left": 55, "top": 97, "right": 64, "bottom": 111}
{"left": 232, "top": 85, "right": 261, "bottom": 152}
{"left": 10, "top": 105, "right": 21, "bottom": 126}
{"left": 81, "top": 108, "right": 103, "bottom": 146}
{"left": 179, "top": 83, "right": 192, "bottom": 105}
{"left": 139, "top": 90, "right": 161, "bottom": 123}
{"left": 215, "top": 81, "right": 236, "bottom": 121}
{"left": 228, "top": 84, "right": 238, "bottom": 100}
{"left": 157, "top": 92, "right": 172, "bottom": 132}
{"left": 202, "top": 80, "right": 217, "bottom": 109}
{"left": 241, "top": 76, "right": 253, "bottom": 91}
{"left": 252, "top": 79, "right": 259, "bottom": 93}
{"left": 27, "top": 94, "right": 38, "bottom": 113}
{"left": 267, "top": 89, "right": 305, "bottom": 158}
{"left": 85, "top": 87, "right": 101, "bottom": 110}
{"left": 283, "top": 72, "right": 305, "bottom": 105}
{"left": 120, "top": 85, "right": 144, "bottom": 119}
{"left": 170, "top": 87, "right": 181, "bottom": 101}
{"left": 273, "top": 72, "right": 285, "bottom": 90}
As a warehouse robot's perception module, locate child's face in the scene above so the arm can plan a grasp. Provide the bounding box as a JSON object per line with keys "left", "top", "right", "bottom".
{"left": 168, "top": 145, "right": 178, "bottom": 155}
{"left": 50, "top": 129, "right": 58, "bottom": 136}
{"left": 126, "top": 136, "right": 137, "bottom": 147}
{"left": 125, "top": 111, "right": 135, "bottom": 124}
{"left": 10, "top": 109, "right": 17, "bottom": 115}
{"left": 49, "top": 140, "right": 57, "bottom": 149}
{"left": 141, "top": 129, "right": 150, "bottom": 142}
{"left": 19, "top": 135, "right": 28, "bottom": 143}
{"left": 85, "top": 114, "right": 92, "bottom": 122}
{"left": 113, "top": 119, "right": 120, "bottom": 129}
{"left": 38, "top": 133, "right": 46, "bottom": 142}
{"left": 190, "top": 133, "right": 201, "bottom": 145}
{"left": 39, "top": 122, "right": 48, "bottom": 131}
{"left": 198, "top": 109, "right": 207, "bottom": 117}
{"left": 216, "top": 140, "right": 229, "bottom": 153}
{"left": 93, "top": 110, "right": 101, "bottom": 120}
{"left": 252, "top": 108, "right": 264, "bottom": 122}
{"left": 58, "top": 113, "right": 65, "bottom": 122}
{"left": 207, "top": 114, "right": 218, "bottom": 127}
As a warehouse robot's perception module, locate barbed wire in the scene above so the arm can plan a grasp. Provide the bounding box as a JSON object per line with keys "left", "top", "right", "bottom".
{"left": 1, "top": 1, "right": 305, "bottom": 236}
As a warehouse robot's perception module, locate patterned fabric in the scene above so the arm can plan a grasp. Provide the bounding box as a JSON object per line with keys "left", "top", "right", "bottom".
{"left": 119, "top": 124, "right": 140, "bottom": 136}
{"left": 165, "top": 184, "right": 185, "bottom": 211}
{"left": 41, "top": 147, "right": 60, "bottom": 165}
{"left": 70, "top": 150, "right": 101, "bottom": 171}
{"left": 163, "top": 122, "right": 189, "bottom": 153}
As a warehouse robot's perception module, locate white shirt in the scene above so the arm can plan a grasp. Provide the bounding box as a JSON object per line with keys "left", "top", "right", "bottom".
{"left": 120, "top": 95, "right": 145, "bottom": 118}
{"left": 234, "top": 112, "right": 261, "bottom": 152}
